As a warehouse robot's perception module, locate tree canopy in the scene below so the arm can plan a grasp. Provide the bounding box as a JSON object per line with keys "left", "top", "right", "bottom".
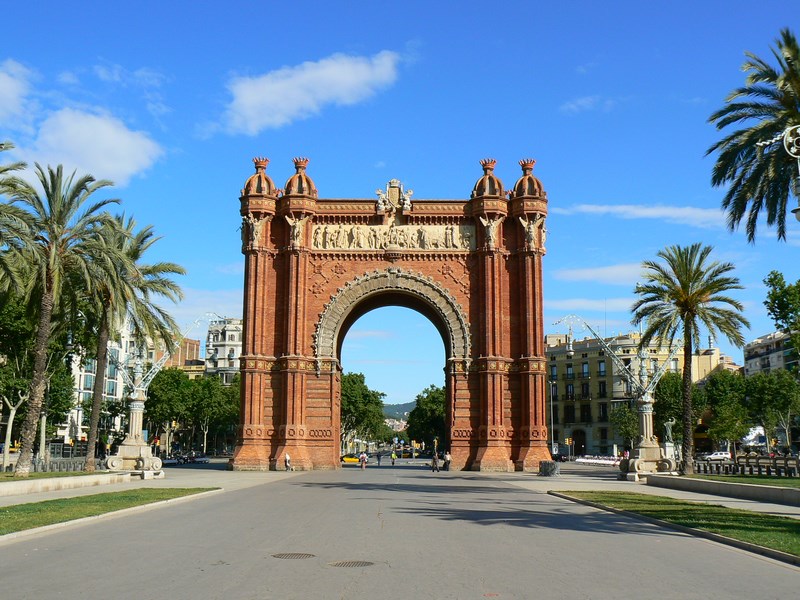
{"left": 406, "top": 384, "right": 446, "bottom": 448}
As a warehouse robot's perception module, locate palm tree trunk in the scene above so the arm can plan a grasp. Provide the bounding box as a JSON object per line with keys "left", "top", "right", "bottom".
{"left": 14, "top": 288, "right": 55, "bottom": 477}
{"left": 84, "top": 310, "right": 110, "bottom": 472}
{"left": 681, "top": 327, "right": 695, "bottom": 475}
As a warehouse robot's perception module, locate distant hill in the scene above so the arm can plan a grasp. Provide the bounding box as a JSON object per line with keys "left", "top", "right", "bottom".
{"left": 383, "top": 401, "right": 415, "bottom": 419}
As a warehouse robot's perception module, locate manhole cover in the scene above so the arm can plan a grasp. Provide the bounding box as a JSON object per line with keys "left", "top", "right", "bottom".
{"left": 272, "top": 553, "right": 315, "bottom": 560}
{"left": 329, "top": 560, "right": 374, "bottom": 568}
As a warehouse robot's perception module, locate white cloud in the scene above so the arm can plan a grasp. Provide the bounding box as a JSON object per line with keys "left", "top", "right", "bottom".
{"left": 545, "top": 297, "right": 634, "bottom": 312}
{"left": 559, "top": 95, "right": 616, "bottom": 114}
{"left": 554, "top": 203, "right": 725, "bottom": 229}
{"left": 220, "top": 51, "right": 401, "bottom": 135}
{"left": 57, "top": 71, "right": 79, "bottom": 86}
{"left": 554, "top": 263, "right": 642, "bottom": 286}
{"left": 216, "top": 262, "right": 245, "bottom": 275}
{"left": 0, "top": 59, "right": 35, "bottom": 131}
{"left": 20, "top": 108, "right": 163, "bottom": 186}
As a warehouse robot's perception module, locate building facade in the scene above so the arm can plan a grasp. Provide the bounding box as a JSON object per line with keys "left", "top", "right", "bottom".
{"left": 206, "top": 317, "right": 243, "bottom": 385}
{"left": 544, "top": 332, "right": 738, "bottom": 456}
{"left": 743, "top": 331, "right": 797, "bottom": 376}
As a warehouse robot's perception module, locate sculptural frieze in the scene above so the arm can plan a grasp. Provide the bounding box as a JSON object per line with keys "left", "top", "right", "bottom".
{"left": 311, "top": 223, "right": 475, "bottom": 251}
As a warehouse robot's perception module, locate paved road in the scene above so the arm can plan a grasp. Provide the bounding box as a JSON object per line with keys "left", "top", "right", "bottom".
{"left": 1, "top": 463, "right": 797, "bottom": 599}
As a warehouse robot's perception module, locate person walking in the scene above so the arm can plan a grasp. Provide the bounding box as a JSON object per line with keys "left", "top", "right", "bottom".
{"left": 284, "top": 452, "right": 291, "bottom": 471}
{"left": 377, "top": 453, "right": 382, "bottom": 466}
{"left": 359, "top": 451, "right": 367, "bottom": 470}
{"left": 431, "top": 452, "right": 440, "bottom": 473}
{"left": 391, "top": 451, "right": 397, "bottom": 466}
{"left": 444, "top": 451, "right": 452, "bottom": 471}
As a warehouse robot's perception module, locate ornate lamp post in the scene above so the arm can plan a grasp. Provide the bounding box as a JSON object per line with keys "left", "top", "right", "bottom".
{"left": 756, "top": 125, "right": 800, "bottom": 220}
{"left": 555, "top": 315, "right": 679, "bottom": 480}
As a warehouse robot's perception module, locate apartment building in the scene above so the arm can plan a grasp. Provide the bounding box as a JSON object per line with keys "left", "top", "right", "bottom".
{"left": 205, "top": 317, "right": 243, "bottom": 385}
{"left": 544, "top": 331, "right": 738, "bottom": 456}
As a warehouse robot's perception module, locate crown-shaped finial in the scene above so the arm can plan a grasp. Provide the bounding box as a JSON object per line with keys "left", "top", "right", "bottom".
{"left": 292, "top": 157, "right": 309, "bottom": 171}
{"left": 480, "top": 158, "right": 497, "bottom": 172}
{"left": 252, "top": 157, "right": 269, "bottom": 171}
{"left": 519, "top": 158, "right": 536, "bottom": 173}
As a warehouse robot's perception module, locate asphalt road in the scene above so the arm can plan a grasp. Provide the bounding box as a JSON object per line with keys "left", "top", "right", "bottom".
{"left": 1, "top": 463, "right": 797, "bottom": 599}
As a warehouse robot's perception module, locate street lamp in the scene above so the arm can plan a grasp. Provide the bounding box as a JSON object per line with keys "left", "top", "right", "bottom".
{"left": 756, "top": 125, "right": 800, "bottom": 221}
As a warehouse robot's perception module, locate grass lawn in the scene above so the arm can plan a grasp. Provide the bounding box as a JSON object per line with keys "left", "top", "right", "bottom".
{"left": 691, "top": 475, "right": 800, "bottom": 489}
{"left": 563, "top": 491, "right": 800, "bottom": 557}
{"left": 0, "top": 488, "right": 217, "bottom": 535}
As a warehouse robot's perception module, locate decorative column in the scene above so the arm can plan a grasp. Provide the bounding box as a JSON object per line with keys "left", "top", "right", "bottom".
{"left": 510, "top": 159, "right": 551, "bottom": 470}
{"left": 274, "top": 157, "right": 318, "bottom": 470}
{"left": 470, "top": 159, "right": 513, "bottom": 471}
{"left": 231, "top": 157, "right": 278, "bottom": 471}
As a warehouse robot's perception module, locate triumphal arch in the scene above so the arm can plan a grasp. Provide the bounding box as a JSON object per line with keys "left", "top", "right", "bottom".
{"left": 231, "top": 156, "right": 550, "bottom": 471}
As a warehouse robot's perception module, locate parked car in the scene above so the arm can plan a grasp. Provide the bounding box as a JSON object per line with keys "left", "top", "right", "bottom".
{"left": 705, "top": 451, "right": 731, "bottom": 461}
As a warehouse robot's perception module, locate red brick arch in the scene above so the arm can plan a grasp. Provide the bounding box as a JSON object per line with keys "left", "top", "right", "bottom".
{"left": 231, "top": 158, "right": 550, "bottom": 471}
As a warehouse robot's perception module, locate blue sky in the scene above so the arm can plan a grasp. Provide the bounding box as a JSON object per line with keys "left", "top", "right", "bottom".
{"left": 3, "top": 2, "right": 800, "bottom": 404}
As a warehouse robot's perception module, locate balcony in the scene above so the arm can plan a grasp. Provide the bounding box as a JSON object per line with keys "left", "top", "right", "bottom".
{"left": 562, "top": 393, "right": 575, "bottom": 401}
{"left": 578, "top": 372, "right": 591, "bottom": 380}
{"left": 562, "top": 373, "right": 575, "bottom": 381}
{"left": 579, "top": 393, "right": 592, "bottom": 401}
{"left": 596, "top": 370, "right": 607, "bottom": 377}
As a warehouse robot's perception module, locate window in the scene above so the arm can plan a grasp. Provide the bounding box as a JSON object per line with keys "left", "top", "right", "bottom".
{"left": 651, "top": 359, "right": 658, "bottom": 373}
{"left": 228, "top": 334, "right": 236, "bottom": 341}
{"left": 566, "top": 364, "right": 574, "bottom": 380}
{"left": 566, "top": 383, "right": 574, "bottom": 400}
{"left": 599, "top": 427, "right": 608, "bottom": 440}
{"left": 598, "top": 359, "right": 606, "bottom": 376}
{"left": 84, "top": 359, "right": 96, "bottom": 374}
{"left": 598, "top": 403, "right": 608, "bottom": 421}
{"left": 671, "top": 358, "right": 679, "bottom": 372}
{"left": 83, "top": 374, "right": 94, "bottom": 390}
{"left": 580, "top": 382, "right": 590, "bottom": 398}
{"left": 564, "top": 406, "right": 575, "bottom": 423}
{"left": 580, "top": 404, "right": 592, "bottom": 422}
{"left": 598, "top": 381, "right": 607, "bottom": 398}
{"left": 550, "top": 383, "right": 558, "bottom": 399}
{"left": 105, "top": 380, "right": 117, "bottom": 398}
{"left": 550, "top": 365, "right": 557, "bottom": 380}
{"left": 581, "top": 362, "right": 589, "bottom": 377}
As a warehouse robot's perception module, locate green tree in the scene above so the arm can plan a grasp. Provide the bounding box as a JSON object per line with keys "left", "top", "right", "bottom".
{"left": 746, "top": 369, "right": 800, "bottom": 451}
{"left": 653, "top": 371, "right": 683, "bottom": 441}
{"left": 707, "top": 28, "right": 800, "bottom": 242}
{"left": 3, "top": 164, "right": 119, "bottom": 476}
{"left": 609, "top": 403, "right": 638, "bottom": 449}
{"left": 633, "top": 243, "right": 750, "bottom": 474}
{"left": 702, "top": 370, "right": 750, "bottom": 456}
{"left": 763, "top": 270, "right": 800, "bottom": 358}
{"left": 146, "top": 368, "right": 192, "bottom": 454}
{"left": 83, "top": 216, "right": 184, "bottom": 471}
{"left": 340, "top": 373, "right": 386, "bottom": 446}
{"left": 405, "top": 385, "right": 446, "bottom": 448}
{"left": 188, "top": 376, "right": 227, "bottom": 454}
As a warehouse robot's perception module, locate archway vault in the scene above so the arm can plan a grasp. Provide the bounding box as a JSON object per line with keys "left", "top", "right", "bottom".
{"left": 313, "top": 267, "right": 471, "bottom": 372}
{"left": 231, "top": 156, "right": 552, "bottom": 472}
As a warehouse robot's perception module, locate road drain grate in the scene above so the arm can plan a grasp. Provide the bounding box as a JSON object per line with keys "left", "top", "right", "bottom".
{"left": 329, "top": 560, "right": 374, "bottom": 568}
{"left": 272, "top": 553, "right": 315, "bottom": 560}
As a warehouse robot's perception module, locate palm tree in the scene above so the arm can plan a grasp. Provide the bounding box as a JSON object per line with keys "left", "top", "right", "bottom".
{"left": 632, "top": 243, "right": 749, "bottom": 474}
{"left": 0, "top": 141, "right": 28, "bottom": 289}
{"left": 3, "top": 164, "right": 118, "bottom": 476}
{"left": 707, "top": 28, "right": 800, "bottom": 242}
{"left": 83, "top": 215, "right": 184, "bottom": 471}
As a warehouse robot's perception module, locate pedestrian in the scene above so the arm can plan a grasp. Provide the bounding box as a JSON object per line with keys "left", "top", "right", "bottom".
{"left": 431, "top": 452, "right": 440, "bottom": 472}
{"left": 391, "top": 451, "right": 397, "bottom": 466}
{"left": 359, "top": 451, "right": 367, "bottom": 470}
{"left": 444, "top": 450, "right": 451, "bottom": 471}
{"left": 377, "top": 453, "right": 382, "bottom": 466}
{"left": 284, "top": 452, "right": 291, "bottom": 471}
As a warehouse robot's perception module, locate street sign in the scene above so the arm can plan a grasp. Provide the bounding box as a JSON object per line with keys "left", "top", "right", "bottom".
{"left": 551, "top": 443, "right": 559, "bottom": 455}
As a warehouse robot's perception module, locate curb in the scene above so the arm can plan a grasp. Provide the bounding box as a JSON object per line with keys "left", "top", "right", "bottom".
{"left": 0, "top": 488, "right": 223, "bottom": 546}
{"left": 548, "top": 491, "right": 800, "bottom": 568}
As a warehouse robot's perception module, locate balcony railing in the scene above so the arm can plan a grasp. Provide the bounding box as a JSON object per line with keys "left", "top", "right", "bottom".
{"left": 562, "top": 393, "right": 575, "bottom": 401}
{"left": 563, "top": 373, "right": 575, "bottom": 381}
